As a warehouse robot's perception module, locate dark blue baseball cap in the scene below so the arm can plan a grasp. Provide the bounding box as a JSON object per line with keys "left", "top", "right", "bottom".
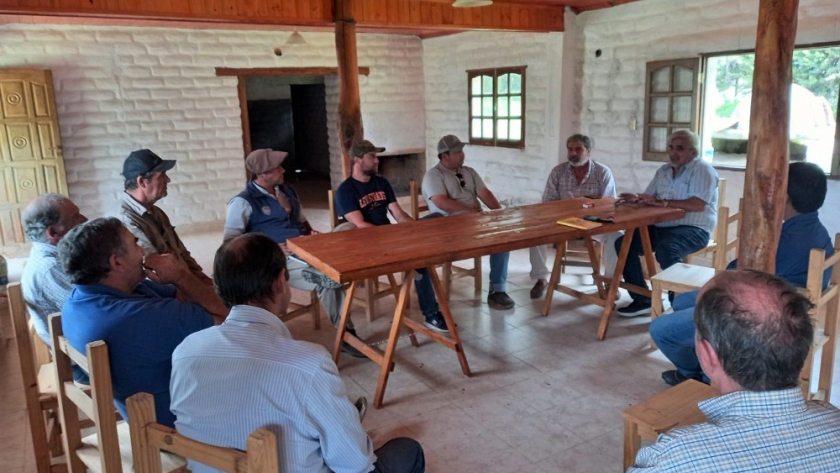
{"left": 122, "top": 149, "right": 176, "bottom": 182}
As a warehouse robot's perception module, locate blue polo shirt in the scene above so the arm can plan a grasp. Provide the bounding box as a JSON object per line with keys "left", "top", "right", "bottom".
{"left": 62, "top": 280, "right": 214, "bottom": 427}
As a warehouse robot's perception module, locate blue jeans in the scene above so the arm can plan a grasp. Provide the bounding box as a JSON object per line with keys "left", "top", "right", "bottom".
{"left": 414, "top": 269, "right": 440, "bottom": 318}
{"left": 649, "top": 290, "right": 708, "bottom": 382}
{"left": 615, "top": 225, "right": 709, "bottom": 305}
{"left": 372, "top": 437, "right": 425, "bottom": 473}
{"left": 489, "top": 252, "right": 510, "bottom": 293}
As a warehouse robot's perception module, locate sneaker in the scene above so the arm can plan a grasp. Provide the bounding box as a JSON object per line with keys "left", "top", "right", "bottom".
{"left": 617, "top": 300, "right": 651, "bottom": 317}
{"left": 487, "top": 291, "right": 515, "bottom": 310}
{"left": 424, "top": 311, "right": 449, "bottom": 333}
{"left": 354, "top": 396, "right": 368, "bottom": 422}
{"left": 661, "top": 370, "right": 706, "bottom": 387}
{"left": 530, "top": 280, "right": 548, "bottom": 299}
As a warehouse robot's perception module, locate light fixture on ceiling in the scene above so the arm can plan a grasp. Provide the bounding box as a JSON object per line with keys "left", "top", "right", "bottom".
{"left": 452, "top": 0, "right": 493, "bottom": 7}
{"left": 285, "top": 30, "right": 307, "bottom": 45}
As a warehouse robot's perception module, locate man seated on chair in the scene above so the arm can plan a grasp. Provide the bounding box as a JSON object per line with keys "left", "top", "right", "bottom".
{"left": 224, "top": 148, "right": 363, "bottom": 358}
{"left": 629, "top": 270, "right": 840, "bottom": 472}
{"left": 422, "top": 134, "right": 514, "bottom": 310}
{"left": 119, "top": 149, "right": 211, "bottom": 284}
{"left": 171, "top": 233, "right": 426, "bottom": 473}
{"left": 335, "top": 140, "right": 449, "bottom": 333}
{"left": 651, "top": 161, "right": 834, "bottom": 386}
{"left": 615, "top": 130, "right": 718, "bottom": 317}
{"left": 58, "top": 217, "right": 227, "bottom": 427}
{"left": 20, "top": 193, "right": 88, "bottom": 384}
{"left": 529, "top": 134, "right": 621, "bottom": 300}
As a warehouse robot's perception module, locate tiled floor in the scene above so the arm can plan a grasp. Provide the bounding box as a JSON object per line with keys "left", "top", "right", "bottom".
{"left": 4, "top": 176, "right": 840, "bottom": 472}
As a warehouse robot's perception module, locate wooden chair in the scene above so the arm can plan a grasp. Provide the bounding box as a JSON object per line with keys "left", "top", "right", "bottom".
{"left": 800, "top": 233, "right": 840, "bottom": 401}
{"left": 8, "top": 282, "right": 65, "bottom": 473}
{"left": 127, "top": 392, "right": 279, "bottom": 473}
{"left": 49, "top": 315, "right": 187, "bottom": 473}
{"left": 685, "top": 177, "right": 727, "bottom": 264}
{"left": 622, "top": 379, "right": 718, "bottom": 470}
{"left": 409, "top": 178, "right": 482, "bottom": 298}
{"left": 328, "top": 189, "right": 399, "bottom": 322}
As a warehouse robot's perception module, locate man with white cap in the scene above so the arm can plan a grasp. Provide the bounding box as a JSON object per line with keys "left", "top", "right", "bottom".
{"left": 120, "top": 149, "right": 211, "bottom": 283}
{"left": 422, "top": 135, "right": 514, "bottom": 310}
{"left": 225, "top": 149, "right": 364, "bottom": 358}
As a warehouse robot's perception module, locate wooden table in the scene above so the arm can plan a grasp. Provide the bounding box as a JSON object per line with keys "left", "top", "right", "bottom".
{"left": 540, "top": 200, "right": 685, "bottom": 339}
{"left": 288, "top": 197, "right": 682, "bottom": 406}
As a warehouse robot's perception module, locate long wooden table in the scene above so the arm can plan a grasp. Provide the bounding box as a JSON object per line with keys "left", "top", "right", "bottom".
{"left": 288, "top": 197, "right": 683, "bottom": 406}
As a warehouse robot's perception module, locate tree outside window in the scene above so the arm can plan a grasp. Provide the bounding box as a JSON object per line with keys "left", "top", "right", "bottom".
{"left": 467, "top": 66, "right": 527, "bottom": 149}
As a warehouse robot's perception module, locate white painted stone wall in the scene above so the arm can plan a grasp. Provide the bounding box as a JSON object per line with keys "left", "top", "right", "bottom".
{"left": 0, "top": 23, "right": 424, "bottom": 228}
{"left": 423, "top": 31, "right": 565, "bottom": 206}
{"left": 575, "top": 0, "right": 840, "bottom": 236}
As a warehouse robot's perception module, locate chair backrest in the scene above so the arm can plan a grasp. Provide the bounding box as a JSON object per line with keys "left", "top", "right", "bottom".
{"left": 327, "top": 189, "right": 344, "bottom": 231}
{"left": 50, "top": 314, "right": 123, "bottom": 473}
{"left": 800, "top": 233, "right": 840, "bottom": 400}
{"left": 409, "top": 179, "right": 428, "bottom": 220}
{"left": 712, "top": 199, "right": 742, "bottom": 271}
{"left": 127, "top": 392, "right": 279, "bottom": 473}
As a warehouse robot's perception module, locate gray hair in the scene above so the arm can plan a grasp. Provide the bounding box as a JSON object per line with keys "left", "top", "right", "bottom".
{"left": 124, "top": 172, "right": 153, "bottom": 191}
{"left": 566, "top": 134, "right": 593, "bottom": 150}
{"left": 59, "top": 217, "right": 127, "bottom": 285}
{"left": 22, "top": 193, "right": 70, "bottom": 243}
{"left": 668, "top": 130, "right": 701, "bottom": 155}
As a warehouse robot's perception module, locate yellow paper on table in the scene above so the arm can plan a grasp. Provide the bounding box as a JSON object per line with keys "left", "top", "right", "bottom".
{"left": 556, "top": 217, "right": 602, "bottom": 230}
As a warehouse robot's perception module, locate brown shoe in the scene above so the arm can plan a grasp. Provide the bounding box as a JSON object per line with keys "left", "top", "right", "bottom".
{"left": 530, "top": 279, "right": 548, "bottom": 299}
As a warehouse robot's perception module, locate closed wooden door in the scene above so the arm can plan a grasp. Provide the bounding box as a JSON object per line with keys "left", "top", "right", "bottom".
{"left": 0, "top": 69, "right": 67, "bottom": 249}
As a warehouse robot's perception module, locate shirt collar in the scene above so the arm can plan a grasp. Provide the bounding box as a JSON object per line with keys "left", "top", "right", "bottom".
{"left": 783, "top": 211, "right": 819, "bottom": 228}
{"left": 225, "top": 304, "right": 292, "bottom": 339}
{"left": 122, "top": 191, "right": 150, "bottom": 216}
{"left": 565, "top": 160, "right": 593, "bottom": 180}
{"left": 31, "top": 241, "right": 59, "bottom": 257}
{"left": 699, "top": 387, "right": 807, "bottom": 421}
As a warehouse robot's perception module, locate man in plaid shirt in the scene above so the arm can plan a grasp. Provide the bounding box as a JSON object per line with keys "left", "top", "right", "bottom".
{"left": 629, "top": 270, "right": 840, "bottom": 472}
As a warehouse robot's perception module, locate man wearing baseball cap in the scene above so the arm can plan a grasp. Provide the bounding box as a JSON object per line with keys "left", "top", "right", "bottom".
{"left": 334, "top": 140, "right": 450, "bottom": 333}
{"left": 119, "top": 149, "right": 211, "bottom": 284}
{"left": 421, "top": 135, "right": 514, "bottom": 310}
{"left": 224, "top": 149, "right": 362, "bottom": 358}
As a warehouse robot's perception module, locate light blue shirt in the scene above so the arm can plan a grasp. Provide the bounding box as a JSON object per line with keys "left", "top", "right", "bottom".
{"left": 644, "top": 157, "right": 718, "bottom": 234}
{"left": 630, "top": 388, "right": 840, "bottom": 472}
{"left": 21, "top": 242, "right": 73, "bottom": 346}
{"left": 170, "top": 305, "right": 375, "bottom": 473}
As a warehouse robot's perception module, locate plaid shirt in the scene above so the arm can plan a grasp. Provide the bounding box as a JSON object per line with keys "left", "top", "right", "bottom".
{"left": 630, "top": 388, "right": 840, "bottom": 472}
{"left": 542, "top": 160, "right": 616, "bottom": 202}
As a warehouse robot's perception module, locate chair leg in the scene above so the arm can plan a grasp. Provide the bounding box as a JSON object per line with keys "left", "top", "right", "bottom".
{"left": 473, "top": 257, "right": 482, "bottom": 293}
{"left": 624, "top": 418, "right": 641, "bottom": 471}
{"left": 364, "top": 278, "right": 376, "bottom": 323}
{"left": 310, "top": 290, "right": 321, "bottom": 330}
{"left": 443, "top": 262, "right": 453, "bottom": 300}
{"left": 650, "top": 280, "right": 664, "bottom": 350}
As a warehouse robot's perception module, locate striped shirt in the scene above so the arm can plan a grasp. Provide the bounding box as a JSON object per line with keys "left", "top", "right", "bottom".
{"left": 20, "top": 242, "right": 73, "bottom": 346}
{"left": 542, "top": 160, "right": 617, "bottom": 202}
{"left": 630, "top": 388, "right": 840, "bottom": 472}
{"left": 170, "top": 305, "right": 375, "bottom": 473}
{"left": 644, "top": 157, "right": 719, "bottom": 234}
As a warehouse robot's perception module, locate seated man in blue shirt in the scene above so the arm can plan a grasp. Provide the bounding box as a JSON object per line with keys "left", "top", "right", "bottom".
{"left": 630, "top": 270, "right": 840, "bottom": 472}
{"left": 615, "top": 130, "right": 719, "bottom": 317}
{"left": 171, "top": 234, "right": 425, "bottom": 473}
{"left": 59, "top": 217, "right": 227, "bottom": 427}
{"left": 652, "top": 161, "right": 834, "bottom": 386}
{"left": 335, "top": 140, "right": 449, "bottom": 333}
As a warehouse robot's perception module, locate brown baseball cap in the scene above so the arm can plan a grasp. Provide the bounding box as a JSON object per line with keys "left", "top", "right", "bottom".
{"left": 349, "top": 140, "right": 385, "bottom": 158}
{"left": 437, "top": 135, "right": 466, "bottom": 154}
{"left": 245, "top": 149, "right": 288, "bottom": 174}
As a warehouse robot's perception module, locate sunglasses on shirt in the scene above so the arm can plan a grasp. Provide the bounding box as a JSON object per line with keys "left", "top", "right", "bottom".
{"left": 455, "top": 172, "right": 466, "bottom": 188}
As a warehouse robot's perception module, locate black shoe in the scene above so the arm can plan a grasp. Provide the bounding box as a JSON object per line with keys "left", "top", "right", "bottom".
{"left": 530, "top": 280, "right": 548, "bottom": 299}
{"left": 661, "top": 369, "right": 705, "bottom": 387}
{"left": 424, "top": 312, "right": 449, "bottom": 333}
{"left": 341, "top": 341, "right": 367, "bottom": 358}
{"left": 617, "top": 300, "right": 651, "bottom": 318}
{"left": 487, "top": 291, "right": 515, "bottom": 310}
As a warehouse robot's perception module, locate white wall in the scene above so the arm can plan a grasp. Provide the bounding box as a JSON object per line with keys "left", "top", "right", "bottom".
{"left": 574, "top": 0, "right": 840, "bottom": 236}
{"left": 0, "top": 23, "right": 425, "bottom": 228}
{"left": 423, "top": 31, "right": 565, "bottom": 206}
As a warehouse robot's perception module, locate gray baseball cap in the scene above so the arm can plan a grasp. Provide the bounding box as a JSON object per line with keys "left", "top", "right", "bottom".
{"left": 437, "top": 135, "right": 466, "bottom": 154}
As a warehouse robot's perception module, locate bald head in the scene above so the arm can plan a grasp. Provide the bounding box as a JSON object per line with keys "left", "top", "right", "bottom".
{"left": 695, "top": 270, "right": 814, "bottom": 391}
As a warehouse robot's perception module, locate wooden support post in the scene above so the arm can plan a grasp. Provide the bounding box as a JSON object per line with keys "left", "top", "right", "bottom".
{"left": 737, "top": 0, "right": 799, "bottom": 273}
{"left": 335, "top": 0, "right": 363, "bottom": 179}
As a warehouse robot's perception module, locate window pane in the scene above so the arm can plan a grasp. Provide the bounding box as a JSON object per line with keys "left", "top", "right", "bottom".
{"left": 510, "top": 73, "right": 521, "bottom": 94}
{"left": 510, "top": 119, "right": 522, "bottom": 141}
{"left": 651, "top": 97, "right": 669, "bottom": 122}
{"left": 672, "top": 96, "right": 692, "bottom": 123}
{"left": 510, "top": 96, "right": 522, "bottom": 117}
{"left": 471, "top": 119, "right": 482, "bottom": 138}
{"left": 483, "top": 76, "right": 493, "bottom": 95}
{"left": 651, "top": 67, "right": 670, "bottom": 92}
{"left": 498, "top": 96, "right": 509, "bottom": 117}
{"left": 674, "top": 66, "right": 694, "bottom": 92}
{"left": 471, "top": 76, "right": 482, "bottom": 95}
{"left": 471, "top": 97, "right": 482, "bottom": 117}
{"left": 649, "top": 127, "right": 668, "bottom": 152}
{"left": 482, "top": 97, "right": 494, "bottom": 117}
{"left": 498, "top": 74, "right": 509, "bottom": 94}
{"left": 498, "top": 119, "right": 509, "bottom": 139}
{"left": 482, "top": 119, "right": 494, "bottom": 138}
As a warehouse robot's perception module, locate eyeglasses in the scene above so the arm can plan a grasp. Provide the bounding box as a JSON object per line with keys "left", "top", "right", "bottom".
{"left": 455, "top": 172, "right": 466, "bottom": 188}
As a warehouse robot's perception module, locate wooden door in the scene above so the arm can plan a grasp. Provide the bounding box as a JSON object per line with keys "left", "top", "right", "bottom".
{"left": 0, "top": 69, "right": 67, "bottom": 249}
